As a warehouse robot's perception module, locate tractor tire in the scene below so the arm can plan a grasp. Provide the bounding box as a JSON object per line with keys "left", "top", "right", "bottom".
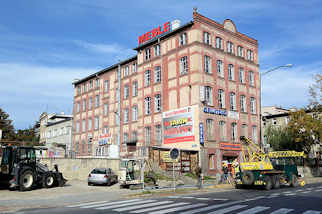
{"left": 241, "top": 171, "right": 254, "bottom": 185}
{"left": 19, "top": 169, "right": 35, "bottom": 191}
{"left": 273, "top": 175, "right": 280, "bottom": 189}
{"left": 42, "top": 173, "right": 55, "bottom": 188}
{"left": 264, "top": 176, "right": 273, "bottom": 190}
{"left": 290, "top": 174, "right": 299, "bottom": 187}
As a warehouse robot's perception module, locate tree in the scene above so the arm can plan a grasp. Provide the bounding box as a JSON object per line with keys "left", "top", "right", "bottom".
{"left": 265, "top": 124, "right": 295, "bottom": 151}
{"left": 0, "top": 108, "right": 16, "bottom": 141}
{"left": 308, "top": 74, "right": 322, "bottom": 110}
{"left": 287, "top": 109, "right": 322, "bottom": 154}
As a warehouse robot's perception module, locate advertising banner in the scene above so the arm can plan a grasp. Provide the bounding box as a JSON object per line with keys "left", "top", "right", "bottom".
{"left": 98, "top": 133, "right": 112, "bottom": 146}
{"left": 163, "top": 106, "right": 195, "bottom": 145}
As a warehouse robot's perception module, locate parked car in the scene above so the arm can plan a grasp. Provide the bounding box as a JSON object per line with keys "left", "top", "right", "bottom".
{"left": 88, "top": 168, "right": 118, "bottom": 186}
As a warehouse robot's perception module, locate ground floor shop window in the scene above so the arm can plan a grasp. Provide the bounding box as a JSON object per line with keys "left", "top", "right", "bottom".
{"left": 209, "top": 154, "right": 215, "bottom": 169}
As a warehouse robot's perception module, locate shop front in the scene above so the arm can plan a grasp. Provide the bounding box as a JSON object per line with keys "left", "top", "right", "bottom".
{"left": 220, "top": 142, "right": 241, "bottom": 173}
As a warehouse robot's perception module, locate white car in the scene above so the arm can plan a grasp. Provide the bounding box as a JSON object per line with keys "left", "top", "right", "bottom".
{"left": 88, "top": 168, "right": 118, "bottom": 186}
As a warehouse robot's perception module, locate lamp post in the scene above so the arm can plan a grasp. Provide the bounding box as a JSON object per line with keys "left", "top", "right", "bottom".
{"left": 259, "top": 64, "right": 293, "bottom": 150}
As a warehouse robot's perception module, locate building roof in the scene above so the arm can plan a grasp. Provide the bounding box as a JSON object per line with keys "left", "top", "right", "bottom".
{"left": 73, "top": 55, "right": 137, "bottom": 86}
{"left": 47, "top": 117, "right": 73, "bottom": 127}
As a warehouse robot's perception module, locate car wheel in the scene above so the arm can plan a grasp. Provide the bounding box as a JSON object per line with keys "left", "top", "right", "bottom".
{"left": 19, "top": 169, "right": 35, "bottom": 191}
{"left": 42, "top": 172, "right": 55, "bottom": 188}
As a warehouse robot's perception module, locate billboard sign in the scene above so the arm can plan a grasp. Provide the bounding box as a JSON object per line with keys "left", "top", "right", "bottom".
{"left": 199, "top": 123, "right": 204, "bottom": 146}
{"left": 163, "top": 106, "right": 195, "bottom": 145}
{"left": 98, "top": 133, "right": 112, "bottom": 146}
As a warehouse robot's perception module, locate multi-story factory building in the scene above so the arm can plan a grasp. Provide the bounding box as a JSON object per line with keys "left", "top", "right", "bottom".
{"left": 72, "top": 9, "right": 259, "bottom": 176}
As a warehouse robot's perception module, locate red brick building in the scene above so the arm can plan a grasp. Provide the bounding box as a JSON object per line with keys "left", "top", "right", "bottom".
{"left": 72, "top": 10, "right": 260, "bottom": 176}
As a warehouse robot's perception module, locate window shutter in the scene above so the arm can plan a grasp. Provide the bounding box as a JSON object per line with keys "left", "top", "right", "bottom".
{"left": 200, "top": 86, "right": 205, "bottom": 102}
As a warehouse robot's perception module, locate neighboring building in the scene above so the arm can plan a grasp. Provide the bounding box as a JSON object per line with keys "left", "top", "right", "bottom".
{"left": 262, "top": 106, "right": 322, "bottom": 158}
{"left": 38, "top": 112, "right": 73, "bottom": 157}
{"left": 72, "top": 9, "right": 260, "bottom": 176}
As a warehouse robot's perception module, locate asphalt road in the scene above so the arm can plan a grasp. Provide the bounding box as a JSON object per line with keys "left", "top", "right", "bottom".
{"left": 8, "top": 183, "right": 322, "bottom": 214}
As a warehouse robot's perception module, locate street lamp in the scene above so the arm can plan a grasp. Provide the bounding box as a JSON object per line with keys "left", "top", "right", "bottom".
{"left": 259, "top": 64, "right": 293, "bottom": 150}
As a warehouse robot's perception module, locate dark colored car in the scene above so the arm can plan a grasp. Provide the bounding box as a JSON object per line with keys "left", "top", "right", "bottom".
{"left": 88, "top": 168, "right": 118, "bottom": 186}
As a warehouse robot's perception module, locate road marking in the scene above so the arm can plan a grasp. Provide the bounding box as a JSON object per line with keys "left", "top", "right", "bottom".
{"left": 96, "top": 200, "right": 156, "bottom": 210}
{"left": 244, "top": 196, "right": 266, "bottom": 201}
{"left": 302, "top": 211, "right": 322, "bottom": 214}
{"left": 208, "top": 205, "right": 248, "bottom": 214}
{"left": 296, "top": 189, "right": 305, "bottom": 192}
{"left": 182, "top": 196, "right": 195, "bottom": 199}
{"left": 179, "top": 200, "right": 245, "bottom": 214}
{"left": 270, "top": 208, "right": 294, "bottom": 214}
{"left": 284, "top": 194, "right": 296, "bottom": 196}
{"left": 315, "top": 189, "right": 322, "bottom": 192}
{"left": 149, "top": 203, "right": 206, "bottom": 214}
{"left": 237, "top": 206, "right": 270, "bottom": 214}
{"left": 213, "top": 198, "right": 229, "bottom": 201}
{"left": 283, "top": 191, "right": 292, "bottom": 194}
{"left": 195, "top": 198, "right": 210, "bottom": 200}
{"left": 113, "top": 201, "right": 173, "bottom": 212}
{"left": 81, "top": 199, "right": 141, "bottom": 208}
{"left": 131, "top": 202, "right": 189, "bottom": 213}
{"left": 306, "top": 187, "right": 314, "bottom": 190}
{"left": 66, "top": 200, "right": 109, "bottom": 207}
{"left": 301, "top": 191, "right": 311, "bottom": 194}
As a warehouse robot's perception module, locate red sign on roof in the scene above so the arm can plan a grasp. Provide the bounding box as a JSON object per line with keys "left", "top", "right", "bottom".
{"left": 138, "top": 21, "right": 171, "bottom": 45}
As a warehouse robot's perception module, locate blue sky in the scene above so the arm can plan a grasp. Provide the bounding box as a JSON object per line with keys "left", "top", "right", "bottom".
{"left": 0, "top": 0, "right": 321, "bottom": 130}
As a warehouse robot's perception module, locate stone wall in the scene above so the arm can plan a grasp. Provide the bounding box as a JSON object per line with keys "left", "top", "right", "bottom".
{"left": 40, "top": 158, "right": 120, "bottom": 181}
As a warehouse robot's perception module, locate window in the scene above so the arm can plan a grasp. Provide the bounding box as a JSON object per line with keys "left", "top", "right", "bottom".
{"left": 89, "top": 97, "right": 93, "bottom": 110}
{"left": 124, "top": 66, "right": 129, "bottom": 76}
{"left": 94, "top": 116, "right": 99, "bottom": 130}
{"left": 155, "top": 94, "right": 161, "bottom": 112}
{"left": 155, "top": 124, "right": 162, "bottom": 145}
{"left": 124, "top": 108, "right": 129, "bottom": 123}
{"left": 132, "top": 105, "right": 138, "bottom": 121}
{"left": 216, "top": 37, "right": 222, "bottom": 49}
{"left": 209, "top": 154, "right": 215, "bottom": 169}
{"left": 82, "top": 140, "right": 86, "bottom": 153}
{"left": 82, "top": 120, "right": 86, "bottom": 132}
{"left": 104, "top": 126, "right": 108, "bottom": 134}
{"left": 145, "top": 126, "right": 151, "bottom": 146}
{"left": 203, "top": 32, "right": 210, "bottom": 45}
{"left": 132, "top": 131, "right": 138, "bottom": 141}
{"left": 248, "top": 71, "right": 255, "bottom": 86}
{"left": 230, "top": 92, "right": 236, "bottom": 111}
{"left": 206, "top": 119, "right": 214, "bottom": 140}
{"left": 240, "top": 95, "right": 247, "bottom": 113}
{"left": 231, "top": 123, "right": 237, "bottom": 141}
{"left": 123, "top": 133, "right": 128, "bottom": 152}
{"left": 247, "top": 49, "right": 254, "bottom": 61}
{"left": 241, "top": 124, "right": 248, "bottom": 138}
{"left": 154, "top": 66, "right": 161, "bottom": 83}
{"left": 154, "top": 44, "right": 160, "bottom": 56}
{"left": 180, "top": 56, "right": 188, "bottom": 75}
{"left": 252, "top": 126, "right": 257, "bottom": 144}
{"left": 228, "top": 64, "right": 235, "bottom": 81}
{"left": 132, "top": 63, "right": 137, "bottom": 73}
{"left": 218, "top": 89, "right": 225, "bottom": 109}
{"left": 124, "top": 84, "right": 129, "bottom": 99}
{"left": 95, "top": 95, "right": 100, "bottom": 107}
{"left": 76, "top": 121, "right": 80, "bottom": 133}
{"left": 219, "top": 121, "right": 226, "bottom": 140}
{"left": 104, "top": 80, "right": 109, "bottom": 92}
{"left": 204, "top": 55, "right": 212, "bottom": 74}
{"left": 47, "top": 131, "right": 51, "bottom": 138}
{"left": 132, "top": 81, "right": 138, "bottom": 97}
{"left": 179, "top": 32, "right": 187, "bottom": 46}
{"left": 145, "top": 48, "right": 151, "bottom": 61}
{"left": 250, "top": 97, "right": 256, "bottom": 114}
{"left": 104, "top": 103, "right": 109, "bottom": 116}
{"left": 75, "top": 141, "right": 79, "bottom": 154}
{"left": 145, "top": 70, "right": 151, "bottom": 86}
{"left": 237, "top": 46, "right": 243, "bottom": 57}
{"left": 239, "top": 67, "right": 245, "bottom": 83}
{"left": 205, "top": 86, "right": 213, "bottom": 106}
{"left": 77, "top": 86, "right": 81, "bottom": 95}
{"left": 88, "top": 143, "right": 92, "bottom": 156}
{"left": 88, "top": 118, "right": 92, "bottom": 130}
{"left": 96, "top": 79, "right": 100, "bottom": 89}
{"left": 82, "top": 100, "right": 86, "bottom": 111}
{"left": 76, "top": 102, "right": 80, "bottom": 113}
{"left": 83, "top": 84, "right": 87, "bottom": 93}
{"left": 217, "top": 60, "right": 224, "bottom": 77}
{"left": 227, "top": 41, "right": 234, "bottom": 54}
{"left": 89, "top": 80, "right": 93, "bottom": 89}
{"left": 145, "top": 97, "right": 151, "bottom": 115}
